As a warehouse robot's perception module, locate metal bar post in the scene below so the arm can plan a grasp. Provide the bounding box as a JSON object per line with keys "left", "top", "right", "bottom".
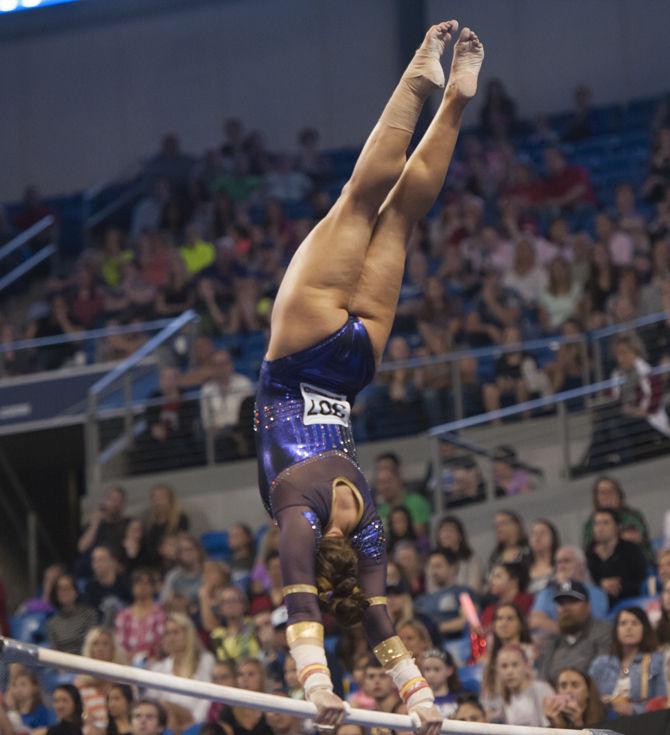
{"left": 86, "top": 392, "right": 102, "bottom": 497}
{"left": 27, "top": 513, "right": 38, "bottom": 594}
{"left": 579, "top": 337, "right": 591, "bottom": 405}
{"left": 123, "top": 374, "right": 133, "bottom": 444}
{"left": 592, "top": 338, "right": 604, "bottom": 385}
{"left": 557, "top": 400, "right": 571, "bottom": 479}
{"left": 430, "top": 436, "right": 444, "bottom": 517}
{"left": 450, "top": 358, "right": 463, "bottom": 422}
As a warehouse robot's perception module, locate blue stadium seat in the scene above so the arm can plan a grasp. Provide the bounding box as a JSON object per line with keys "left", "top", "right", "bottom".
{"left": 200, "top": 530, "right": 230, "bottom": 561}
{"left": 10, "top": 611, "right": 51, "bottom": 644}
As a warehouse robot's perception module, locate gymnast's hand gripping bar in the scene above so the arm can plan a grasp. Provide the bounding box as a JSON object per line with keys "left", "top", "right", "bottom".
{"left": 0, "top": 638, "right": 620, "bottom": 735}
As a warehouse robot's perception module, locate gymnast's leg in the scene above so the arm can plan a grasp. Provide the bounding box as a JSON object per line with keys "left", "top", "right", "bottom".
{"left": 266, "top": 21, "right": 458, "bottom": 360}
{"left": 350, "top": 28, "right": 485, "bottom": 362}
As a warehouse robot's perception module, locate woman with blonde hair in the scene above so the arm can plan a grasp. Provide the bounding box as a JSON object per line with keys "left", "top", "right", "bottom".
{"left": 76, "top": 627, "right": 127, "bottom": 732}
{"left": 397, "top": 619, "right": 433, "bottom": 660}
{"left": 144, "top": 485, "right": 189, "bottom": 568}
{"left": 218, "top": 659, "right": 272, "bottom": 735}
{"left": 148, "top": 612, "right": 215, "bottom": 731}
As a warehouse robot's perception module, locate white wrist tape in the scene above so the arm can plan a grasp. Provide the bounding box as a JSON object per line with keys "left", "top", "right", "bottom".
{"left": 388, "top": 656, "right": 435, "bottom": 711}
{"left": 289, "top": 642, "right": 333, "bottom": 697}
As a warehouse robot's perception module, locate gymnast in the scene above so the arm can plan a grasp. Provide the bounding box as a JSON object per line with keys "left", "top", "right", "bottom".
{"left": 254, "top": 20, "right": 484, "bottom": 733}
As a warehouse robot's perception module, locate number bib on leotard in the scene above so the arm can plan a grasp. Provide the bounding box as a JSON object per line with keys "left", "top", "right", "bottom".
{"left": 300, "top": 383, "right": 351, "bottom": 427}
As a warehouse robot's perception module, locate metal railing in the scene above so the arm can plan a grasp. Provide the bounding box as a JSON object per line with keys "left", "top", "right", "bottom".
{"left": 0, "top": 216, "right": 56, "bottom": 293}
{"left": 85, "top": 309, "right": 199, "bottom": 497}
{"left": 428, "top": 362, "right": 670, "bottom": 515}
{"left": 375, "top": 310, "right": 669, "bottom": 426}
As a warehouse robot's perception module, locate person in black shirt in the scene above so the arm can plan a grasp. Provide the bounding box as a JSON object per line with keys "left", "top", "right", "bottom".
{"left": 77, "top": 486, "right": 132, "bottom": 575}
{"left": 585, "top": 509, "right": 647, "bottom": 607}
{"left": 84, "top": 546, "right": 132, "bottom": 625}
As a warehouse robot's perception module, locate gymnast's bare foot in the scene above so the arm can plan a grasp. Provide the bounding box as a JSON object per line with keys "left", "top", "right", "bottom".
{"left": 447, "top": 27, "right": 485, "bottom": 101}
{"left": 403, "top": 20, "right": 459, "bottom": 94}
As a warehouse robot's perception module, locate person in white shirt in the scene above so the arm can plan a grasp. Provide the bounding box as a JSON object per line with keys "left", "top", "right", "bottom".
{"left": 200, "top": 350, "right": 254, "bottom": 432}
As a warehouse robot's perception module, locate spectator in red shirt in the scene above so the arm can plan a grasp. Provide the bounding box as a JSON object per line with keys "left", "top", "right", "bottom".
{"left": 480, "top": 562, "right": 533, "bottom": 631}
{"left": 541, "top": 148, "right": 596, "bottom": 211}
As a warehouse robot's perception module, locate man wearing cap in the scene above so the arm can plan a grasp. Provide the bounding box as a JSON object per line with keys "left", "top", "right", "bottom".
{"left": 537, "top": 579, "right": 612, "bottom": 683}
{"left": 529, "top": 545, "right": 609, "bottom": 636}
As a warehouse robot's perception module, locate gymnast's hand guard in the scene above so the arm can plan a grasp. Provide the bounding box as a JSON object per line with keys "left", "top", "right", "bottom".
{"left": 374, "top": 636, "right": 435, "bottom": 712}
{"left": 286, "top": 620, "right": 334, "bottom": 699}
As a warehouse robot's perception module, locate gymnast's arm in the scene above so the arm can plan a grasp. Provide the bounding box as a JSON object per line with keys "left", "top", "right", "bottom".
{"left": 275, "top": 506, "right": 345, "bottom": 725}
{"left": 355, "top": 533, "right": 442, "bottom": 729}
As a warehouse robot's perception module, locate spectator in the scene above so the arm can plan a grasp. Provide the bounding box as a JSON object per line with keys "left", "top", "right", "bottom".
{"left": 434, "top": 515, "right": 484, "bottom": 594}
{"left": 132, "top": 367, "right": 201, "bottom": 474}
{"left": 373, "top": 458, "right": 431, "bottom": 538}
{"left": 492, "top": 446, "right": 533, "bottom": 497}
{"left": 590, "top": 607, "right": 666, "bottom": 715}
{"left": 502, "top": 238, "right": 548, "bottom": 307}
{"left": 487, "top": 511, "right": 531, "bottom": 570}
{"left": 0, "top": 323, "right": 34, "bottom": 377}
{"left": 198, "top": 561, "right": 233, "bottom": 633}
{"left": 480, "top": 563, "right": 533, "bottom": 630}
{"left": 480, "top": 79, "right": 518, "bottom": 140}
{"left": 419, "top": 649, "right": 461, "bottom": 717}
{"left": 467, "top": 271, "right": 522, "bottom": 346}
{"left": 387, "top": 507, "right": 428, "bottom": 555}
{"left": 8, "top": 669, "right": 55, "bottom": 735}
{"left": 384, "top": 577, "right": 438, "bottom": 646}
{"left": 527, "top": 519, "right": 560, "bottom": 594}
{"left": 396, "top": 619, "right": 433, "bottom": 660}
{"left": 360, "top": 656, "right": 400, "bottom": 718}
{"left": 544, "top": 319, "right": 588, "bottom": 397}
{"left": 586, "top": 509, "right": 648, "bottom": 607}
{"left": 655, "top": 578, "right": 670, "bottom": 645}
{"left": 143, "top": 484, "right": 190, "bottom": 569}
{"left": 149, "top": 613, "right": 215, "bottom": 729}
{"left": 482, "top": 328, "right": 543, "bottom": 418}
{"left": 265, "top": 697, "right": 302, "bottom": 735}
{"left": 218, "top": 659, "right": 273, "bottom": 735}
{"left": 537, "top": 580, "right": 612, "bottom": 683}
{"left": 209, "top": 586, "right": 260, "bottom": 661}
{"left": 130, "top": 179, "right": 172, "bottom": 241}
{"left": 114, "top": 568, "right": 166, "bottom": 663}
{"left": 482, "top": 602, "right": 533, "bottom": 716}
{"left": 144, "top": 133, "right": 194, "bottom": 194}
{"left": 205, "top": 662, "right": 237, "bottom": 724}
{"left": 595, "top": 212, "right": 634, "bottom": 267}
{"left": 585, "top": 242, "right": 617, "bottom": 321}
{"left": 530, "top": 545, "right": 610, "bottom": 636}
{"left": 129, "top": 701, "right": 166, "bottom": 735}
{"left": 178, "top": 336, "right": 217, "bottom": 388}
{"left": 154, "top": 255, "right": 193, "bottom": 317}
{"left": 46, "top": 573, "right": 98, "bottom": 655}
{"left": 248, "top": 551, "right": 283, "bottom": 615}
{"left": 562, "top": 84, "right": 595, "bottom": 142}
{"left": 47, "top": 685, "right": 83, "bottom": 735}
{"left": 543, "top": 668, "right": 605, "bottom": 729}
{"left": 106, "top": 685, "right": 133, "bottom": 735}
{"left": 77, "top": 486, "right": 131, "bottom": 566}
{"left": 369, "top": 336, "right": 426, "bottom": 438}
{"left": 392, "top": 542, "right": 425, "bottom": 597}
{"left": 540, "top": 147, "right": 596, "bottom": 211}
{"left": 264, "top": 157, "right": 313, "bottom": 204}
{"left": 159, "top": 534, "right": 205, "bottom": 611}
{"left": 26, "top": 294, "right": 81, "bottom": 371}
{"left": 13, "top": 185, "right": 58, "bottom": 246}
{"left": 538, "top": 256, "right": 583, "bottom": 331}
{"left": 227, "top": 523, "right": 256, "bottom": 578}
{"left": 199, "top": 351, "right": 254, "bottom": 461}
{"left": 414, "top": 550, "right": 471, "bottom": 641}
{"left": 76, "top": 627, "right": 127, "bottom": 732}
{"left": 83, "top": 546, "right": 131, "bottom": 626}
{"left": 496, "top": 645, "right": 553, "bottom": 726}
{"left": 582, "top": 476, "right": 654, "bottom": 563}
{"left": 179, "top": 224, "right": 215, "bottom": 277}
{"left": 453, "top": 695, "right": 488, "bottom": 723}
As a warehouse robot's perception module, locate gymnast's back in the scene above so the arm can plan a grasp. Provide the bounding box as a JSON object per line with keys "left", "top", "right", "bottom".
{"left": 254, "top": 315, "right": 376, "bottom": 513}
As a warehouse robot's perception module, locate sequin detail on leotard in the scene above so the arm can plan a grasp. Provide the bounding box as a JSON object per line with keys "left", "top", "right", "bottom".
{"left": 350, "top": 519, "right": 386, "bottom": 562}
{"left": 302, "top": 510, "right": 323, "bottom": 546}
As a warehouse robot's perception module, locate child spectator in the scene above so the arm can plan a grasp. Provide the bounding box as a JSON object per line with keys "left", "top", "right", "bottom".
{"left": 453, "top": 695, "right": 488, "bottom": 723}
{"left": 419, "top": 649, "right": 461, "bottom": 718}
{"left": 9, "top": 670, "right": 55, "bottom": 735}
{"left": 496, "top": 645, "right": 553, "bottom": 726}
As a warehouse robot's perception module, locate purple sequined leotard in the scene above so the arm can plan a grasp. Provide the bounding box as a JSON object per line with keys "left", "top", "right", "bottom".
{"left": 254, "top": 317, "right": 395, "bottom": 646}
